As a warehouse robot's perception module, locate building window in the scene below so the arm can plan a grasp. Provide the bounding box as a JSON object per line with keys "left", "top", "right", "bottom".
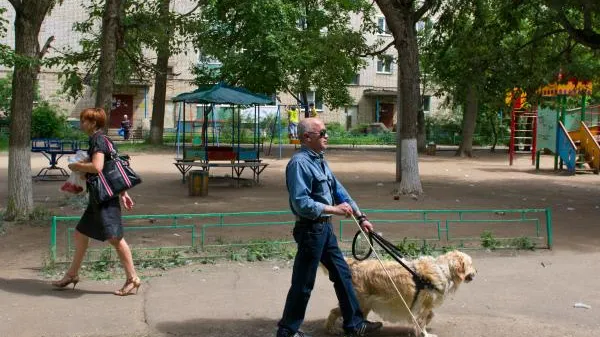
{"left": 298, "top": 91, "right": 323, "bottom": 110}
{"left": 349, "top": 74, "right": 360, "bottom": 85}
{"left": 422, "top": 95, "right": 431, "bottom": 112}
{"left": 377, "top": 17, "right": 391, "bottom": 35}
{"left": 166, "top": 66, "right": 175, "bottom": 80}
{"left": 376, "top": 55, "right": 393, "bottom": 74}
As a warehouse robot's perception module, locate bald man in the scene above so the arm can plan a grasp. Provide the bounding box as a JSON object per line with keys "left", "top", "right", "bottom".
{"left": 276, "top": 118, "right": 382, "bottom": 337}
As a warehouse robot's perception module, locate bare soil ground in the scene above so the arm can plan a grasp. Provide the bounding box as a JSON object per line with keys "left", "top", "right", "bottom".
{"left": 0, "top": 147, "right": 599, "bottom": 337}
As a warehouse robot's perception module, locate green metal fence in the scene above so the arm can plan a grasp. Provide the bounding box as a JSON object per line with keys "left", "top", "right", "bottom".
{"left": 49, "top": 208, "right": 552, "bottom": 262}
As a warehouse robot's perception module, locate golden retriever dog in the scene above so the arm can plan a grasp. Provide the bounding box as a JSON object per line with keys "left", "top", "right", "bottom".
{"left": 325, "top": 250, "right": 476, "bottom": 337}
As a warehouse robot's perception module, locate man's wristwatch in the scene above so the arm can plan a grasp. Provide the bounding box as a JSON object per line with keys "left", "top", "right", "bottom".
{"left": 356, "top": 213, "right": 368, "bottom": 225}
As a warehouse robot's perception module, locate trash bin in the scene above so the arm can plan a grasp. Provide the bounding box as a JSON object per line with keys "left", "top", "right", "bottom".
{"left": 188, "top": 170, "right": 208, "bottom": 196}
{"left": 426, "top": 142, "right": 436, "bottom": 156}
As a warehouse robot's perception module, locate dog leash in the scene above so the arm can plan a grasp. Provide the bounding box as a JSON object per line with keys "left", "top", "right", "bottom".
{"left": 350, "top": 214, "right": 425, "bottom": 336}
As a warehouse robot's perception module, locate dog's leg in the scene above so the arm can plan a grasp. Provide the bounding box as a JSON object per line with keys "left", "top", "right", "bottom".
{"left": 416, "top": 310, "right": 437, "bottom": 337}
{"left": 425, "top": 311, "right": 435, "bottom": 326}
{"left": 325, "top": 307, "right": 344, "bottom": 335}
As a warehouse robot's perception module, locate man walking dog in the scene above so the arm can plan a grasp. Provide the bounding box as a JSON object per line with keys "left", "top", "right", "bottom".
{"left": 276, "top": 118, "right": 382, "bottom": 337}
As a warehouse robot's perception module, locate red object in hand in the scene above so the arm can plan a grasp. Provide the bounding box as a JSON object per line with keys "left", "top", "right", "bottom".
{"left": 60, "top": 182, "right": 84, "bottom": 194}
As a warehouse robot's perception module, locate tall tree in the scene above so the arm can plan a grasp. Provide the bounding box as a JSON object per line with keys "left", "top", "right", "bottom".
{"left": 95, "top": 0, "right": 123, "bottom": 125}
{"left": 4, "top": 0, "right": 58, "bottom": 221}
{"left": 148, "top": 0, "right": 171, "bottom": 145}
{"left": 374, "top": 0, "right": 439, "bottom": 195}
{"left": 148, "top": 1, "right": 201, "bottom": 145}
{"left": 193, "top": 0, "right": 376, "bottom": 112}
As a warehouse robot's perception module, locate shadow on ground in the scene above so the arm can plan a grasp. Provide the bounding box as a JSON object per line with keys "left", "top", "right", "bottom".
{"left": 154, "top": 318, "right": 416, "bottom": 337}
{"left": 0, "top": 277, "right": 114, "bottom": 297}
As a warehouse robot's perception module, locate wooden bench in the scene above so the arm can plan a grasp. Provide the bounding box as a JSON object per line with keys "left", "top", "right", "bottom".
{"left": 174, "top": 160, "right": 269, "bottom": 185}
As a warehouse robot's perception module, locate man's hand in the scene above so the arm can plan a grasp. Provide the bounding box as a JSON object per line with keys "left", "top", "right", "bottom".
{"left": 359, "top": 219, "right": 374, "bottom": 233}
{"left": 68, "top": 162, "right": 79, "bottom": 171}
{"left": 331, "top": 202, "right": 353, "bottom": 216}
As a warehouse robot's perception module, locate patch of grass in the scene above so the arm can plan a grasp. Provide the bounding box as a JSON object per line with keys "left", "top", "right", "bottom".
{"left": 135, "top": 248, "right": 190, "bottom": 270}
{"left": 480, "top": 230, "right": 501, "bottom": 250}
{"left": 0, "top": 133, "right": 7, "bottom": 151}
{"left": 116, "top": 141, "right": 173, "bottom": 154}
{"left": 393, "top": 238, "right": 436, "bottom": 259}
{"left": 84, "top": 247, "right": 118, "bottom": 280}
{"left": 229, "top": 240, "right": 296, "bottom": 262}
{"left": 40, "top": 254, "right": 59, "bottom": 278}
{"left": 510, "top": 236, "right": 536, "bottom": 250}
{"left": 441, "top": 245, "right": 458, "bottom": 253}
{"left": 28, "top": 205, "right": 54, "bottom": 226}
{"left": 58, "top": 194, "right": 88, "bottom": 210}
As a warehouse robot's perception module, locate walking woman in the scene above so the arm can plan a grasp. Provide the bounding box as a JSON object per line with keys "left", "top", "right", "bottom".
{"left": 52, "top": 107, "right": 140, "bottom": 296}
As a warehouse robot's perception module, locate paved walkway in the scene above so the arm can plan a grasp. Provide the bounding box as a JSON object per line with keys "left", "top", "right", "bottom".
{"left": 1, "top": 250, "right": 599, "bottom": 337}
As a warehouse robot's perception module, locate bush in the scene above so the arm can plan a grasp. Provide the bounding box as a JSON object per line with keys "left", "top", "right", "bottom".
{"left": 31, "top": 102, "right": 68, "bottom": 139}
{"left": 425, "top": 113, "right": 462, "bottom": 145}
{"left": 0, "top": 132, "right": 7, "bottom": 151}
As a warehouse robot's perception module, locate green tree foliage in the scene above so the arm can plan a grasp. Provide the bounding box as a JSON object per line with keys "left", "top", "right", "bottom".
{"left": 192, "top": 0, "right": 377, "bottom": 110}
{"left": 544, "top": 0, "right": 600, "bottom": 50}
{"left": 421, "top": 0, "right": 600, "bottom": 153}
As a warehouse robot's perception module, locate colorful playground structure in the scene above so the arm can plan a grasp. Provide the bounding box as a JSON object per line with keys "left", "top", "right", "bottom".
{"left": 508, "top": 78, "right": 599, "bottom": 174}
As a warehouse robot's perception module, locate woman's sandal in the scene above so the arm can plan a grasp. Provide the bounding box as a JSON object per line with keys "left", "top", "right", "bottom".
{"left": 114, "top": 277, "right": 141, "bottom": 296}
{"left": 52, "top": 274, "right": 80, "bottom": 289}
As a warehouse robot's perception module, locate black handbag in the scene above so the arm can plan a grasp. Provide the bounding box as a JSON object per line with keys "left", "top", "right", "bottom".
{"left": 88, "top": 135, "right": 142, "bottom": 203}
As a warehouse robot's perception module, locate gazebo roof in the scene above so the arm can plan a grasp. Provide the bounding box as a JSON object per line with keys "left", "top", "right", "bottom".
{"left": 173, "top": 82, "right": 273, "bottom": 105}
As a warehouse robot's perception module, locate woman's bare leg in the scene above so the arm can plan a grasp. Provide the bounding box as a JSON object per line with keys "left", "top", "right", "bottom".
{"left": 66, "top": 230, "right": 89, "bottom": 276}
{"left": 109, "top": 237, "right": 137, "bottom": 280}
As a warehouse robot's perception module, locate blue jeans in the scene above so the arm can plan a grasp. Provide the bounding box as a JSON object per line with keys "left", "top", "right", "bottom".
{"left": 288, "top": 123, "right": 298, "bottom": 138}
{"left": 277, "top": 221, "right": 364, "bottom": 336}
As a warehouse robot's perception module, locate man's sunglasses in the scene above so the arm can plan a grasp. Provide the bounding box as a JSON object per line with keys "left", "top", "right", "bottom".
{"left": 307, "top": 129, "right": 328, "bottom": 138}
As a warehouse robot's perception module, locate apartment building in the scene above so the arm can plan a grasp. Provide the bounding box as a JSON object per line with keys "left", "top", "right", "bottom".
{"left": 0, "top": 0, "right": 445, "bottom": 132}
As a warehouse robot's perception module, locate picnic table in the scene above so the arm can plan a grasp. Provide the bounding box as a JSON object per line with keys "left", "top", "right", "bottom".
{"left": 31, "top": 139, "right": 87, "bottom": 180}
{"left": 173, "top": 159, "right": 269, "bottom": 185}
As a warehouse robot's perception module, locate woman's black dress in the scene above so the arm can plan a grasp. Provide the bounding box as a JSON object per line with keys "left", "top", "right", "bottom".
{"left": 75, "top": 132, "right": 123, "bottom": 241}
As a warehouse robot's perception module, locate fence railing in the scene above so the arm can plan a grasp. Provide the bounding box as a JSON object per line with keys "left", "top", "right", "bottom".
{"left": 49, "top": 208, "right": 552, "bottom": 262}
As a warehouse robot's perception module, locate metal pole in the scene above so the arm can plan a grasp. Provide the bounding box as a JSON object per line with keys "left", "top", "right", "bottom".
{"left": 278, "top": 105, "right": 282, "bottom": 159}
{"left": 50, "top": 216, "right": 57, "bottom": 262}
{"left": 545, "top": 207, "right": 553, "bottom": 249}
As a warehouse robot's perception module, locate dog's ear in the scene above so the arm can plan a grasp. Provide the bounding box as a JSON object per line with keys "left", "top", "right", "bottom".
{"left": 454, "top": 254, "right": 467, "bottom": 281}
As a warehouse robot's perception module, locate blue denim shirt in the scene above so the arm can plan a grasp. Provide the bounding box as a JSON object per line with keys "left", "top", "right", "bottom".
{"left": 286, "top": 146, "right": 359, "bottom": 220}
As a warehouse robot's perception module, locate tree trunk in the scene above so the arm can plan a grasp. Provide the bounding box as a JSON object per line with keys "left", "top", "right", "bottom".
{"left": 395, "top": 14, "right": 423, "bottom": 194}
{"left": 149, "top": 0, "right": 171, "bottom": 145}
{"left": 456, "top": 84, "right": 478, "bottom": 157}
{"left": 301, "top": 91, "right": 309, "bottom": 118}
{"left": 376, "top": 0, "right": 423, "bottom": 195}
{"left": 490, "top": 110, "right": 498, "bottom": 152}
{"left": 417, "top": 109, "right": 426, "bottom": 152}
{"left": 95, "top": 0, "right": 123, "bottom": 127}
{"left": 5, "top": 1, "right": 54, "bottom": 221}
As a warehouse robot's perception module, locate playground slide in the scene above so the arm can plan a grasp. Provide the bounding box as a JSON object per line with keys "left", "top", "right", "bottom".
{"left": 557, "top": 122, "right": 577, "bottom": 173}
{"left": 571, "top": 122, "right": 600, "bottom": 173}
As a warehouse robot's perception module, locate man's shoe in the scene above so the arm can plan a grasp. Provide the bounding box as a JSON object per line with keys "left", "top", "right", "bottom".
{"left": 344, "top": 320, "right": 383, "bottom": 337}
{"left": 277, "top": 329, "right": 311, "bottom": 337}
